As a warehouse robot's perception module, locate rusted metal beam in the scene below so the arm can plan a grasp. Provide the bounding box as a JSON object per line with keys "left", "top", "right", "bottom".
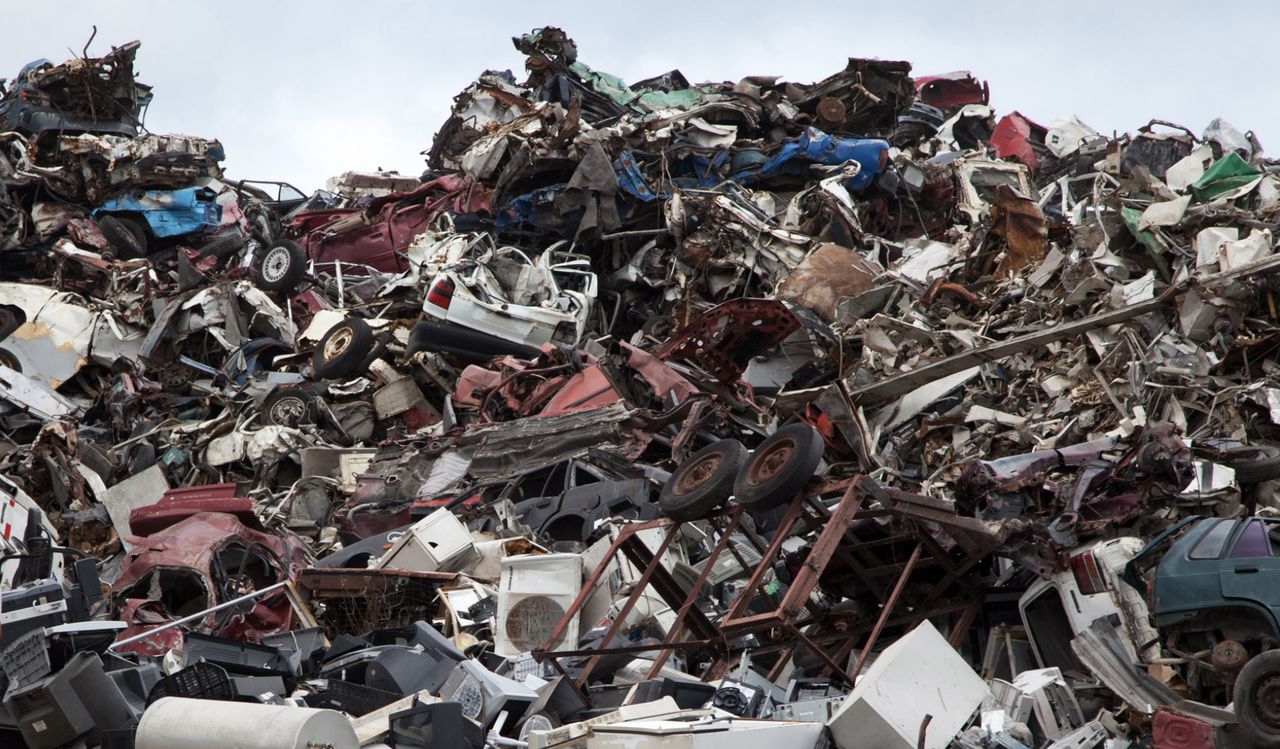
{"left": 722, "top": 479, "right": 866, "bottom": 634}
{"left": 538, "top": 638, "right": 720, "bottom": 660}
{"left": 539, "top": 520, "right": 644, "bottom": 656}
{"left": 719, "top": 496, "right": 808, "bottom": 625}
{"left": 849, "top": 290, "right": 1179, "bottom": 405}
{"left": 948, "top": 599, "right": 980, "bottom": 650}
{"left": 786, "top": 623, "right": 857, "bottom": 687}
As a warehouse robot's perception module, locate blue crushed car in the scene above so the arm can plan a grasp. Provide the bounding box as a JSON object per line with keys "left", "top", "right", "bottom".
{"left": 92, "top": 186, "right": 222, "bottom": 258}
{"left": 613, "top": 127, "right": 890, "bottom": 204}
{"left": 730, "top": 128, "right": 889, "bottom": 190}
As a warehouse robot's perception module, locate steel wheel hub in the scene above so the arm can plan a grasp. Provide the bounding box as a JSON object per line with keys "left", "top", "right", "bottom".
{"left": 747, "top": 437, "right": 796, "bottom": 486}
{"left": 1254, "top": 675, "right": 1280, "bottom": 731}
{"left": 674, "top": 452, "right": 722, "bottom": 495}
{"left": 270, "top": 396, "right": 306, "bottom": 425}
{"left": 324, "top": 328, "right": 353, "bottom": 359}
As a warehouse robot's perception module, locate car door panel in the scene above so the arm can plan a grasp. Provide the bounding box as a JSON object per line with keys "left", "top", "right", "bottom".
{"left": 1219, "top": 520, "right": 1280, "bottom": 608}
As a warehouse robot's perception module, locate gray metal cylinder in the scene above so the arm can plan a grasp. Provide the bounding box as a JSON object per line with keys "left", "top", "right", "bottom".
{"left": 136, "top": 697, "right": 358, "bottom": 749}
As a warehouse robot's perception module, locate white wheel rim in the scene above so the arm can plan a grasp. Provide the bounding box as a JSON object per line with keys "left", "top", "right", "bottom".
{"left": 262, "top": 246, "right": 291, "bottom": 282}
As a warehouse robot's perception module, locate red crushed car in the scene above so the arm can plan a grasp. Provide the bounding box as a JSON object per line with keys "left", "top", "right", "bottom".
{"left": 252, "top": 174, "right": 491, "bottom": 293}
{"left": 111, "top": 511, "right": 309, "bottom": 655}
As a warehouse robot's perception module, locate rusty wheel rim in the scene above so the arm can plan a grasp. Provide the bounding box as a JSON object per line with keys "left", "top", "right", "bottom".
{"left": 746, "top": 437, "right": 796, "bottom": 486}
{"left": 1254, "top": 675, "right": 1280, "bottom": 732}
{"left": 323, "top": 327, "right": 354, "bottom": 360}
{"left": 673, "top": 451, "right": 723, "bottom": 495}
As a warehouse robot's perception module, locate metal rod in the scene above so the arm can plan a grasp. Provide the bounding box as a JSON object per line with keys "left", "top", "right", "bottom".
{"left": 849, "top": 542, "right": 923, "bottom": 679}
{"left": 600, "top": 228, "right": 666, "bottom": 240}
{"left": 335, "top": 261, "right": 345, "bottom": 308}
{"left": 788, "top": 624, "right": 856, "bottom": 687}
{"left": 644, "top": 507, "right": 744, "bottom": 679}
{"left": 720, "top": 495, "right": 807, "bottom": 624}
{"left": 538, "top": 525, "right": 640, "bottom": 659}
{"left": 536, "top": 638, "right": 718, "bottom": 660}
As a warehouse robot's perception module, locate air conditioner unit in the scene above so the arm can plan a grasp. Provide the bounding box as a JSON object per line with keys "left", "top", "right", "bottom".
{"left": 495, "top": 553, "right": 582, "bottom": 657}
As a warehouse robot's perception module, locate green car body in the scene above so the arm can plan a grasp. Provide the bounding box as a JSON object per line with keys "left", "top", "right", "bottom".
{"left": 1133, "top": 516, "right": 1280, "bottom": 646}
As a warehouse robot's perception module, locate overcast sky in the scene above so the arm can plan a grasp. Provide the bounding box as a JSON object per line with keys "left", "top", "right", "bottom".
{"left": 4, "top": 0, "right": 1273, "bottom": 191}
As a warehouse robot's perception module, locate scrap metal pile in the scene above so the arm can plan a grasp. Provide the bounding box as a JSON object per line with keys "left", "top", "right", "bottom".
{"left": 1, "top": 27, "right": 1280, "bottom": 749}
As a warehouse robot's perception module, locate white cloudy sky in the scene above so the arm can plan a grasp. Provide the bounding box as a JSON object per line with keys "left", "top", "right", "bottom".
{"left": 4, "top": 0, "right": 1272, "bottom": 191}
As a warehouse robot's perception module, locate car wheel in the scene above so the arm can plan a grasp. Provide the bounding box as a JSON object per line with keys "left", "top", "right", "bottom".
{"left": 659, "top": 439, "right": 748, "bottom": 522}
{"left": 356, "top": 332, "right": 391, "bottom": 372}
{"left": 313, "top": 317, "right": 375, "bottom": 380}
{"left": 259, "top": 387, "right": 315, "bottom": 428}
{"left": 734, "top": 423, "right": 825, "bottom": 512}
{"left": 255, "top": 239, "right": 307, "bottom": 294}
{"left": 1233, "top": 650, "right": 1280, "bottom": 747}
{"left": 0, "top": 348, "right": 18, "bottom": 372}
{"left": 98, "top": 214, "right": 148, "bottom": 259}
{"left": 1226, "top": 455, "right": 1280, "bottom": 484}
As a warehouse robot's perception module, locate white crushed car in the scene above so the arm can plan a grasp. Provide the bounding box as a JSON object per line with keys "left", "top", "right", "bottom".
{"left": 415, "top": 233, "right": 597, "bottom": 355}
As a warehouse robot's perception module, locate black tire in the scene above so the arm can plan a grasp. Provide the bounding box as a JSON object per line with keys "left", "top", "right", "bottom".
{"left": 97, "top": 214, "right": 148, "bottom": 259}
{"left": 1227, "top": 455, "right": 1280, "bottom": 484}
{"left": 1233, "top": 650, "right": 1280, "bottom": 747}
{"left": 659, "top": 439, "right": 748, "bottom": 522}
{"left": 259, "top": 387, "right": 315, "bottom": 428}
{"left": 0, "top": 307, "right": 22, "bottom": 340}
{"left": 255, "top": 239, "right": 307, "bottom": 294}
{"left": 734, "top": 423, "right": 825, "bottom": 511}
{"left": 313, "top": 317, "right": 375, "bottom": 379}
{"left": 356, "top": 332, "right": 391, "bottom": 372}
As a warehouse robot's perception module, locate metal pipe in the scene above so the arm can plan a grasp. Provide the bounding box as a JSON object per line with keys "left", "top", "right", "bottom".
{"left": 335, "top": 260, "right": 345, "bottom": 308}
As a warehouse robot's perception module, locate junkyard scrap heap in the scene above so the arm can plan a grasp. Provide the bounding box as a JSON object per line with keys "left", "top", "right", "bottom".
{"left": 0, "top": 25, "right": 1277, "bottom": 749}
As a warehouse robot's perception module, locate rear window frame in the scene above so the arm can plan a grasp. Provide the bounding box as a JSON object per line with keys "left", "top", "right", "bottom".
{"left": 1189, "top": 519, "right": 1237, "bottom": 560}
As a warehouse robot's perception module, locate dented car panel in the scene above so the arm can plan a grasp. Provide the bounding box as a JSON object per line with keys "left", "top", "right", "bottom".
{"left": 284, "top": 174, "right": 491, "bottom": 273}
{"left": 423, "top": 242, "right": 597, "bottom": 348}
{"left": 94, "top": 185, "right": 222, "bottom": 238}
{"left": 112, "top": 511, "right": 309, "bottom": 655}
{"left": 0, "top": 282, "right": 145, "bottom": 388}
{"left": 0, "top": 41, "right": 151, "bottom": 138}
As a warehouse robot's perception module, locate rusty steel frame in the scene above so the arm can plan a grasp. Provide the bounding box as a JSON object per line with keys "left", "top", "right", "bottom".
{"left": 643, "top": 506, "right": 745, "bottom": 678}
{"left": 702, "top": 479, "right": 869, "bottom": 682}
{"left": 714, "top": 483, "right": 866, "bottom": 636}
{"left": 534, "top": 475, "right": 995, "bottom": 689}
{"left": 534, "top": 509, "right": 743, "bottom": 687}
{"left": 849, "top": 541, "right": 922, "bottom": 677}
